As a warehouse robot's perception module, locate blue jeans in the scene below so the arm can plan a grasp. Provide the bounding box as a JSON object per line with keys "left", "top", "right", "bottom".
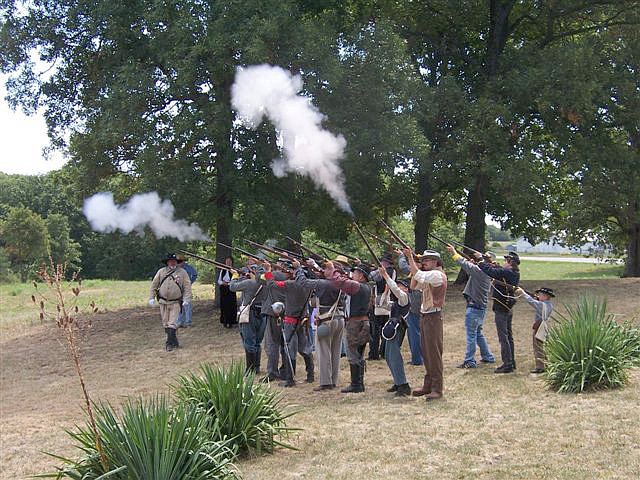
{"left": 385, "top": 323, "right": 407, "bottom": 386}
{"left": 405, "top": 311, "right": 423, "bottom": 365}
{"left": 239, "top": 307, "right": 267, "bottom": 355}
{"left": 176, "top": 302, "right": 192, "bottom": 327}
{"left": 464, "top": 306, "right": 495, "bottom": 366}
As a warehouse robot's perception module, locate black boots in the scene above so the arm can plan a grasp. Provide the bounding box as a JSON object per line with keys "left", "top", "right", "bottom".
{"left": 395, "top": 383, "right": 411, "bottom": 397}
{"left": 165, "top": 328, "right": 179, "bottom": 351}
{"left": 341, "top": 363, "right": 364, "bottom": 393}
{"left": 303, "top": 353, "right": 315, "bottom": 383}
{"left": 245, "top": 351, "right": 257, "bottom": 374}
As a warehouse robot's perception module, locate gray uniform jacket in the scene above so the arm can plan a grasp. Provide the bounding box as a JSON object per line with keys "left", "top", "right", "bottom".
{"left": 230, "top": 276, "right": 264, "bottom": 308}
{"left": 522, "top": 292, "right": 553, "bottom": 324}
{"left": 455, "top": 257, "right": 491, "bottom": 308}
{"left": 260, "top": 271, "right": 287, "bottom": 316}
{"left": 294, "top": 270, "right": 344, "bottom": 317}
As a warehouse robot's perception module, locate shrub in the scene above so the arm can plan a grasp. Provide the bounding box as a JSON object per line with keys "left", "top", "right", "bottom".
{"left": 544, "top": 296, "right": 640, "bottom": 393}
{"left": 40, "top": 397, "right": 238, "bottom": 479}
{"left": 174, "top": 362, "right": 298, "bottom": 455}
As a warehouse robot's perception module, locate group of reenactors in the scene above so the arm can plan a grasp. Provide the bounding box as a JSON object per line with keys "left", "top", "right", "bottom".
{"left": 149, "top": 242, "right": 556, "bottom": 400}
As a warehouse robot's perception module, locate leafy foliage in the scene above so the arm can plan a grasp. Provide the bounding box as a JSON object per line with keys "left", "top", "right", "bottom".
{"left": 173, "top": 362, "right": 298, "bottom": 455}
{"left": 40, "top": 397, "right": 238, "bottom": 480}
{"left": 544, "top": 297, "right": 640, "bottom": 393}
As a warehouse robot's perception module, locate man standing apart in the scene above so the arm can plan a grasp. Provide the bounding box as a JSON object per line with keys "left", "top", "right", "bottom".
{"left": 404, "top": 249, "right": 448, "bottom": 400}
{"left": 176, "top": 254, "right": 197, "bottom": 327}
{"left": 149, "top": 253, "right": 192, "bottom": 351}
{"left": 446, "top": 245, "right": 495, "bottom": 368}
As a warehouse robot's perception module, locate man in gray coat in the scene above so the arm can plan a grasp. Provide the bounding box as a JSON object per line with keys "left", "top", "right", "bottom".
{"left": 446, "top": 245, "right": 496, "bottom": 368}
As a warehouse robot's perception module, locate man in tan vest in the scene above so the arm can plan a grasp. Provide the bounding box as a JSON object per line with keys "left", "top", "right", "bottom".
{"left": 404, "top": 248, "right": 448, "bottom": 400}
{"left": 149, "top": 253, "right": 192, "bottom": 351}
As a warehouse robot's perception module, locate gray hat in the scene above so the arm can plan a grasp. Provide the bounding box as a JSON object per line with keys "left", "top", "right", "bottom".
{"left": 420, "top": 250, "right": 441, "bottom": 261}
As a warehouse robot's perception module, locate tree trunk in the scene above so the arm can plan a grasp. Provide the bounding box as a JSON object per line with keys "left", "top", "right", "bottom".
{"left": 414, "top": 160, "right": 434, "bottom": 252}
{"left": 213, "top": 76, "right": 236, "bottom": 305}
{"left": 622, "top": 223, "right": 640, "bottom": 277}
{"left": 455, "top": 172, "right": 488, "bottom": 284}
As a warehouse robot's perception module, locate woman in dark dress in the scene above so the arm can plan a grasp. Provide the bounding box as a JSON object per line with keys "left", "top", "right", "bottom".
{"left": 217, "top": 256, "right": 238, "bottom": 328}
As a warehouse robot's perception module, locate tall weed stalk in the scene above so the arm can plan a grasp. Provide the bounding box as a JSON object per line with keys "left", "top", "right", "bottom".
{"left": 34, "top": 259, "right": 107, "bottom": 470}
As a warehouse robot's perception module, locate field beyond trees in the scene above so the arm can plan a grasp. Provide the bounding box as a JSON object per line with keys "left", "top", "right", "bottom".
{"left": 1, "top": 277, "right": 639, "bottom": 479}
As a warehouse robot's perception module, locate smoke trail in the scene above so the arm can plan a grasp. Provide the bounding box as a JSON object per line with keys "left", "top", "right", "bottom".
{"left": 83, "top": 192, "right": 210, "bottom": 241}
{"left": 231, "top": 64, "right": 352, "bottom": 214}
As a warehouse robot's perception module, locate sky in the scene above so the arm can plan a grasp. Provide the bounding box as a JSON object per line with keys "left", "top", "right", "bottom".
{"left": 0, "top": 75, "right": 67, "bottom": 175}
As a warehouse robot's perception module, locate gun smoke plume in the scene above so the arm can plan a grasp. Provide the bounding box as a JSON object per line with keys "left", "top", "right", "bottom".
{"left": 231, "top": 64, "right": 352, "bottom": 215}
{"left": 83, "top": 192, "right": 210, "bottom": 241}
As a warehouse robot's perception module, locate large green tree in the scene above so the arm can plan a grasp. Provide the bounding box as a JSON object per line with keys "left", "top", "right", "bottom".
{"left": 0, "top": 206, "right": 49, "bottom": 280}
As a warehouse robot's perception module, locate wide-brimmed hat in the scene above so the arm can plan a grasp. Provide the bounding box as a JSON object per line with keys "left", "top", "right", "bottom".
{"left": 483, "top": 251, "right": 497, "bottom": 262}
{"left": 333, "top": 255, "right": 350, "bottom": 266}
{"left": 504, "top": 251, "right": 520, "bottom": 265}
{"left": 163, "top": 253, "right": 178, "bottom": 264}
{"left": 419, "top": 250, "right": 441, "bottom": 261}
{"left": 535, "top": 287, "right": 555, "bottom": 298}
{"left": 396, "top": 279, "right": 410, "bottom": 289}
{"left": 176, "top": 254, "right": 186, "bottom": 262}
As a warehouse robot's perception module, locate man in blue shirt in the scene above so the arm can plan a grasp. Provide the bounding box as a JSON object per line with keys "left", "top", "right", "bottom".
{"left": 176, "top": 255, "right": 197, "bottom": 327}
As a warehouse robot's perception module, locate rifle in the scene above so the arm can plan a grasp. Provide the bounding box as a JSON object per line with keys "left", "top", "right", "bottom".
{"left": 217, "top": 242, "right": 269, "bottom": 263}
{"left": 244, "top": 239, "right": 290, "bottom": 260}
{"left": 284, "top": 235, "right": 326, "bottom": 262}
{"left": 177, "top": 249, "right": 242, "bottom": 274}
{"left": 363, "top": 228, "right": 400, "bottom": 250}
{"left": 311, "top": 242, "right": 374, "bottom": 269}
{"left": 378, "top": 219, "right": 412, "bottom": 250}
{"left": 426, "top": 233, "right": 476, "bottom": 262}
{"left": 353, "top": 221, "right": 382, "bottom": 267}
{"left": 428, "top": 232, "right": 482, "bottom": 257}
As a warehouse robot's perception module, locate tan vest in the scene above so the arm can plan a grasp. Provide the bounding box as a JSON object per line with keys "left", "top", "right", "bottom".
{"left": 420, "top": 271, "right": 448, "bottom": 313}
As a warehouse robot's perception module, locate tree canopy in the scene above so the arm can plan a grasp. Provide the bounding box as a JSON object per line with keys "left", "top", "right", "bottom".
{"left": 1, "top": 0, "right": 638, "bottom": 277}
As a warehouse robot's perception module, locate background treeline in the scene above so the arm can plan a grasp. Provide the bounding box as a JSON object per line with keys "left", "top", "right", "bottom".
{"left": 1, "top": 1, "right": 638, "bottom": 278}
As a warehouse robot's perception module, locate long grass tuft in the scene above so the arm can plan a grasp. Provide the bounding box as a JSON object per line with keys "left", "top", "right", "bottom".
{"left": 544, "top": 296, "right": 640, "bottom": 393}
{"left": 173, "top": 362, "right": 299, "bottom": 455}
{"left": 38, "top": 396, "right": 238, "bottom": 479}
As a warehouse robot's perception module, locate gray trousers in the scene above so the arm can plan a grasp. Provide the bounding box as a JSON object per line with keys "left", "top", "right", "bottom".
{"left": 263, "top": 314, "right": 281, "bottom": 377}
{"left": 315, "top": 316, "right": 345, "bottom": 386}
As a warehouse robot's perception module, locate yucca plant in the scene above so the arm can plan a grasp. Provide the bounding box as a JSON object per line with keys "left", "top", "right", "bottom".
{"left": 39, "top": 396, "right": 238, "bottom": 479}
{"left": 173, "top": 362, "right": 298, "bottom": 455}
{"left": 544, "top": 296, "right": 640, "bottom": 393}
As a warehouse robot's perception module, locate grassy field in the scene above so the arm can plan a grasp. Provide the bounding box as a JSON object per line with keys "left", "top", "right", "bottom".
{"left": 518, "top": 260, "right": 623, "bottom": 280}
{"left": 1, "top": 272, "right": 639, "bottom": 479}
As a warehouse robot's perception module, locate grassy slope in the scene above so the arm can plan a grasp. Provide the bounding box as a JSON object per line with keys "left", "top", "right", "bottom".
{"left": 1, "top": 274, "right": 639, "bottom": 479}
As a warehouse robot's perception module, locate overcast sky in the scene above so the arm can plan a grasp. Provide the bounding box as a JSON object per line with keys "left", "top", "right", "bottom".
{"left": 0, "top": 75, "right": 67, "bottom": 175}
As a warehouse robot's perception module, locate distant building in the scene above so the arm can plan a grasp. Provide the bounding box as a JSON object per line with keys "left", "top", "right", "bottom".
{"left": 513, "top": 237, "right": 605, "bottom": 255}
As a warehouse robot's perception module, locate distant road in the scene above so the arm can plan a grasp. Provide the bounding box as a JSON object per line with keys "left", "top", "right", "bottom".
{"left": 519, "top": 255, "right": 621, "bottom": 264}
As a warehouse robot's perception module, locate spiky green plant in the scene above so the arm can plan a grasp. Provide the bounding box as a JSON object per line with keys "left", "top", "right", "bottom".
{"left": 39, "top": 396, "right": 238, "bottom": 479}
{"left": 173, "top": 362, "right": 298, "bottom": 455}
{"left": 544, "top": 296, "right": 640, "bottom": 393}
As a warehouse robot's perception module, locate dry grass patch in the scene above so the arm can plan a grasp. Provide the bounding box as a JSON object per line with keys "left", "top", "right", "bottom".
{"left": 1, "top": 278, "right": 639, "bottom": 479}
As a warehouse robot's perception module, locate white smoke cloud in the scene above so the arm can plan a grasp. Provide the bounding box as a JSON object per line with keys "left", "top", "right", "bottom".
{"left": 83, "top": 192, "right": 210, "bottom": 241}
{"left": 231, "top": 64, "right": 352, "bottom": 214}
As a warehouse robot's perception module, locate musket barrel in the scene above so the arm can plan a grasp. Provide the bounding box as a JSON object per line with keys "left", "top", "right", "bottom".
{"left": 378, "top": 219, "right": 411, "bottom": 250}
{"left": 353, "top": 222, "right": 382, "bottom": 266}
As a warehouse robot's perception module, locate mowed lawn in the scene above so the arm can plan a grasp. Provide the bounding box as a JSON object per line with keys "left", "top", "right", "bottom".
{"left": 1, "top": 272, "right": 639, "bottom": 479}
